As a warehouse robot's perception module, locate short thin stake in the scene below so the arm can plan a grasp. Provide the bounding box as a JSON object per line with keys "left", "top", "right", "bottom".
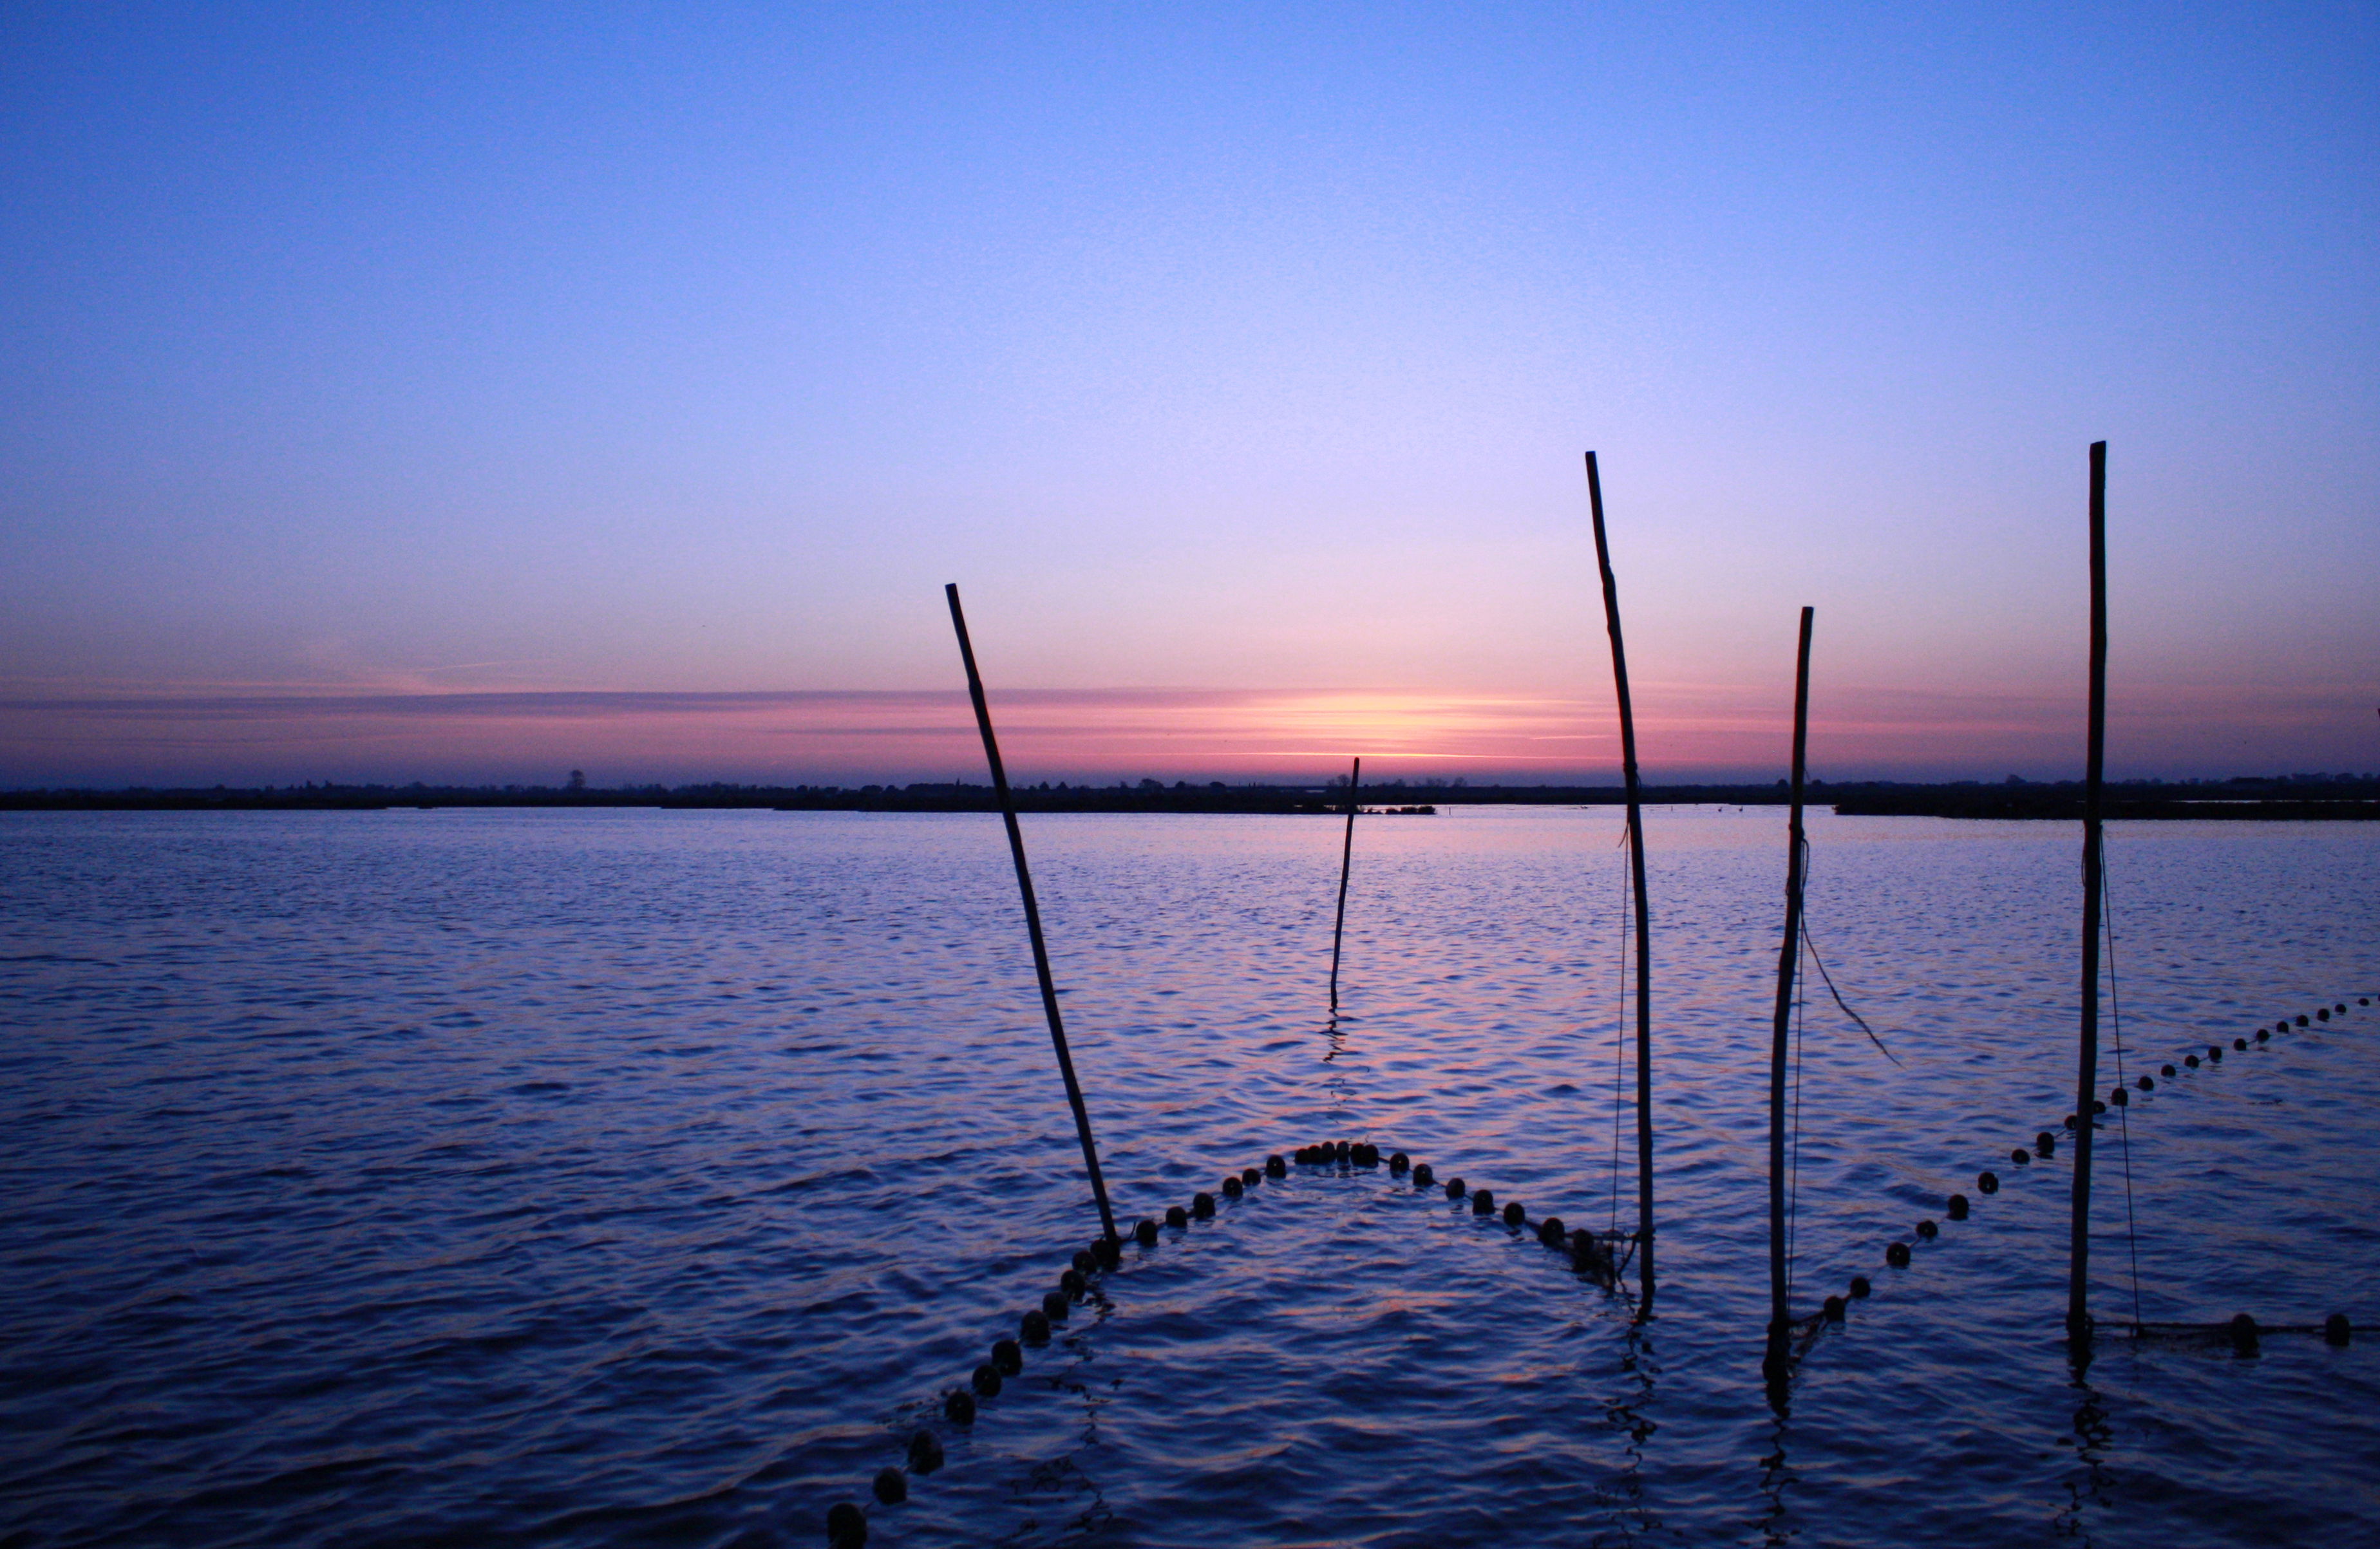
{"left": 1586, "top": 451, "right": 1656, "bottom": 1315}
{"left": 945, "top": 583, "right": 1119, "bottom": 1243}
{"left": 1328, "top": 756, "right": 1361, "bottom": 1013}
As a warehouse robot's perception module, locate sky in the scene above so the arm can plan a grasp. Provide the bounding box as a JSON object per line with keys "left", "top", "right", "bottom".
{"left": 3, "top": 3, "right": 2375, "bottom": 787}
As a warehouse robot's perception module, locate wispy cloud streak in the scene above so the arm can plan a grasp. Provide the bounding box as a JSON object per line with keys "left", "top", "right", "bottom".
{"left": 3, "top": 680, "right": 2370, "bottom": 788}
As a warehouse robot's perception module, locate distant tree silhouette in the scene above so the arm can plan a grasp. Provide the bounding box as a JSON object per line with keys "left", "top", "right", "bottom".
{"left": 567, "top": 769, "right": 586, "bottom": 791}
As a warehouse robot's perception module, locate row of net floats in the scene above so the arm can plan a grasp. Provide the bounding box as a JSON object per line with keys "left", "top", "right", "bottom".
{"left": 829, "top": 1000, "right": 2370, "bottom": 1537}
{"left": 825, "top": 1138, "right": 1627, "bottom": 1546}
{"left": 1791, "top": 994, "right": 2369, "bottom": 1348}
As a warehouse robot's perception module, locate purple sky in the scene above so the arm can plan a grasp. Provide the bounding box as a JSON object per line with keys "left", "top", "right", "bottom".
{"left": 4, "top": 5, "right": 2375, "bottom": 787}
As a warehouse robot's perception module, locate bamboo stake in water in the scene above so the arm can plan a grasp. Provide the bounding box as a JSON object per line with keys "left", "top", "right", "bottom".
{"left": 945, "top": 583, "right": 1119, "bottom": 1243}
{"left": 1586, "top": 451, "right": 1656, "bottom": 1314}
{"left": 2068, "top": 443, "right": 2108, "bottom": 1341}
{"left": 1328, "top": 756, "right": 1361, "bottom": 1013}
{"left": 1765, "top": 606, "right": 1815, "bottom": 1383}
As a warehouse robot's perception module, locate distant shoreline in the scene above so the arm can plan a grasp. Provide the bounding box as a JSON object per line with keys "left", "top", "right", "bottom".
{"left": 5, "top": 778, "right": 2375, "bottom": 820}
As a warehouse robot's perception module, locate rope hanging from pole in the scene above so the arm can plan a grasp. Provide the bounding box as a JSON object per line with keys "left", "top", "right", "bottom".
{"left": 1800, "top": 926, "right": 1900, "bottom": 1066}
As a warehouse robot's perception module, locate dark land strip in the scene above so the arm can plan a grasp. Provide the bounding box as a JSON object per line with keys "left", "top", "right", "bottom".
{"left": 5, "top": 776, "right": 2375, "bottom": 818}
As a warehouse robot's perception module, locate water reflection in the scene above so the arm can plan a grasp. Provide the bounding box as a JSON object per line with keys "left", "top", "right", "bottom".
{"left": 5, "top": 809, "right": 2375, "bottom": 1546}
{"left": 1756, "top": 1413, "right": 1798, "bottom": 1546}
{"left": 1317, "top": 1015, "right": 1361, "bottom": 1124}
{"left": 996, "top": 1295, "right": 1115, "bottom": 1546}
{"left": 2053, "top": 1376, "right": 2115, "bottom": 1543}
{"left": 1600, "top": 1324, "right": 1663, "bottom": 1544}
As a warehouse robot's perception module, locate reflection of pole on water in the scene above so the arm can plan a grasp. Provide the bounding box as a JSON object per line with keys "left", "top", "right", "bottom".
{"left": 1757, "top": 1411, "right": 1797, "bottom": 1543}
{"left": 2068, "top": 442, "right": 2108, "bottom": 1351}
{"left": 1328, "top": 756, "right": 1361, "bottom": 1013}
{"left": 1607, "top": 1320, "right": 1662, "bottom": 1537}
{"left": 944, "top": 582, "right": 1119, "bottom": 1244}
{"left": 1585, "top": 450, "right": 1656, "bottom": 1315}
{"left": 1765, "top": 606, "right": 1815, "bottom": 1388}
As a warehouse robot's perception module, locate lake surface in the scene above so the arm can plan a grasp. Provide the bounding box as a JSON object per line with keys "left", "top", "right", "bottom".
{"left": 2, "top": 806, "right": 2375, "bottom": 1548}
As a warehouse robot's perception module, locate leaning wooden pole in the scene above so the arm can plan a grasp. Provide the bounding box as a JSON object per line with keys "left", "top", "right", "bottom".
{"left": 1585, "top": 451, "right": 1656, "bottom": 1313}
{"left": 1764, "top": 606, "right": 1815, "bottom": 1380}
{"left": 1328, "top": 756, "right": 1361, "bottom": 1013}
{"left": 945, "top": 583, "right": 1119, "bottom": 1243}
{"left": 2067, "top": 443, "right": 2108, "bottom": 1340}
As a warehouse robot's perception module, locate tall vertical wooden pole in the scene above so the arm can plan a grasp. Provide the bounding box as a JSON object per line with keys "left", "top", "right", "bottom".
{"left": 1328, "top": 756, "right": 1361, "bottom": 1013}
{"left": 2067, "top": 443, "right": 2108, "bottom": 1340}
{"left": 1765, "top": 606, "right": 1815, "bottom": 1380}
{"left": 946, "top": 583, "right": 1119, "bottom": 1243}
{"left": 1586, "top": 451, "right": 1656, "bottom": 1313}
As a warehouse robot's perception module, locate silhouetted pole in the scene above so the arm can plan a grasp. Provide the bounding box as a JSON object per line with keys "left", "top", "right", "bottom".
{"left": 2068, "top": 444, "right": 2108, "bottom": 1340}
{"left": 1586, "top": 451, "right": 1656, "bottom": 1313}
{"left": 1328, "top": 756, "right": 1361, "bottom": 1013}
{"left": 945, "top": 583, "right": 1119, "bottom": 1243}
{"left": 1764, "top": 607, "right": 1815, "bottom": 1384}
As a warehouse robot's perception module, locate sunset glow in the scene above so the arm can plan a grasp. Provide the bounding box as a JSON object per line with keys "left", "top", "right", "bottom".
{"left": 7, "top": 676, "right": 2368, "bottom": 789}
{"left": 3, "top": 8, "right": 2374, "bottom": 787}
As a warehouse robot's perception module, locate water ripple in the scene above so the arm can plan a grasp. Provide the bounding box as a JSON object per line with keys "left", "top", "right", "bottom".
{"left": 0, "top": 807, "right": 2374, "bottom": 1546}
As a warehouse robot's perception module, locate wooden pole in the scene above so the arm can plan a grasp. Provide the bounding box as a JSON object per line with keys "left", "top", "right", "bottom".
{"left": 2068, "top": 443, "right": 2108, "bottom": 1340}
{"left": 945, "top": 583, "right": 1119, "bottom": 1243}
{"left": 1328, "top": 756, "right": 1361, "bottom": 1013}
{"left": 1765, "top": 606, "right": 1815, "bottom": 1380}
{"left": 1585, "top": 451, "right": 1656, "bottom": 1313}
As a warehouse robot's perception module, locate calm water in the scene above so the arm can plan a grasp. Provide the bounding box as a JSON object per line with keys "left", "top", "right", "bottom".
{"left": 2, "top": 807, "right": 2375, "bottom": 1548}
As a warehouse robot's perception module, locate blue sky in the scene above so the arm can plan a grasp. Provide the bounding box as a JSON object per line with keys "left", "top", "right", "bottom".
{"left": 3, "top": 4, "right": 2374, "bottom": 784}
